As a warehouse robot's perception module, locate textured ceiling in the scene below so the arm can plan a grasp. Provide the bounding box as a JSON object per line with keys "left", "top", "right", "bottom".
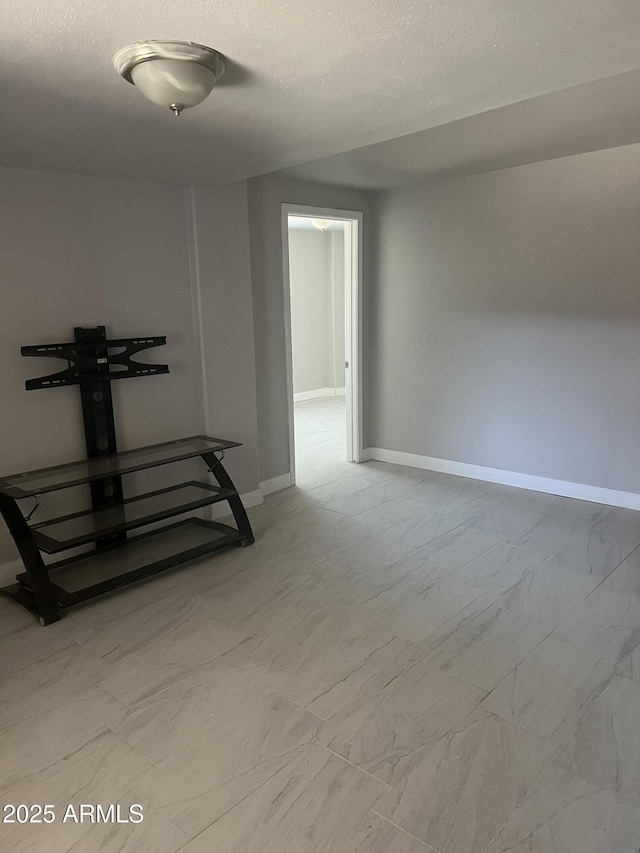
{"left": 1, "top": 0, "right": 639, "bottom": 185}
{"left": 280, "top": 70, "right": 640, "bottom": 189}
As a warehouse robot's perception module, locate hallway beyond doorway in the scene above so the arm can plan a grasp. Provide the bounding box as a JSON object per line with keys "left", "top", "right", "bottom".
{"left": 294, "top": 395, "right": 347, "bottom": 487}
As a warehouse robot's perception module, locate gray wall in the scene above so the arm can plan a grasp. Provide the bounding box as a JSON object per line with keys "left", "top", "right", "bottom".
{"left": 0, "top": 167, "right": 200, "bottom": 564}
{"left": 330, "top": 229, "right": 346, "bottom": 390}
{"left": 372, "top": 143, "right": 640, "bottom": 492}
{"left": 289, "top": 229, "right": 333, "bottom": 394}
{"left": 247, "top": 175, "right": 375, "bottom": 482}
{"left": 189, "top": 183, "right": 260, "bottom": 495}
{"left": 289, "top": 228, "right": 346, "bottom": 395}
{"left": 0, "top": 166, "right": 260, "bottom": 566}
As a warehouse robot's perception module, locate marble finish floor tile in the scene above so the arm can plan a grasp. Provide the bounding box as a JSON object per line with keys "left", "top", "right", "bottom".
{"left": 190, "top": 551, "right": 322, "bottom": 631}
{"left": 323, "top": 480, "right": 420, "bottom": 517}
{"left": 304, "top": 474, "right": 374, "bottom": 504}
{"left": 90, "top": 617, "right": 246, "bottom": 708}
{"left": 358, "top": 575, "right": 496, "bottom": 648}
{"left": 224, "top": 554, "right": 451, "bottom": 638}
{"left": 281, "top": 634, "right": 428, "bottom": 720}
{"left": 552, "top": 585, "right": 640, "bottom": 662}
{"left": 261, "top": 504, "right": 344, "bottom": 548}
{"left": 132, "top": 747, "right": 307, "bottom": 841}
{"left": 246, "top": 484, "right": 323, "bottom": 520}
{"left": 242, "top": 602, "right": 427, "bottom": 697}
{"left": 343, "top": 555, "right": 454, "bottom": 607}
{"left": 64, "top": 808, "right": 185, "bottom": 853}
{"left": 454, "top": 543, "right": 549, "bottom": 594}
{"left": 0, "top": 726, "right": 151, "bottom": 803}
{"left": 267, "top": 533, "right": 348, "bottom": 572}
{"left": 296, "top": 460, "right": 366, "bottom": 489}
{"left": 77, "top": 591, "right": 243, "bottom": 665}
{"left": 424, "top": 603, "right": 554, "bottom": 689}
{"left": 374, "top": 506, "right": 481, "bottom": 552}
{"left": 0, "top": 596, "right": 36, "bottom": 638}
{"left": 0, "top": 682, "right": 126, "bottom": 787}
{"left": 510, "top": 498, "right": 609, "bottom": 555}
{"left": 466, "top": 495, "right": 552, "bottom": 542}
{"left": 1, "top": 801, "right": 186, "bottom": 853}
{"left": 194, "top": 533, "right": 289, "bottom": 576}
{"left": 138, "top": 743, "right": 434, "bottom": 850}
{"left": 418, "top": 593, "right": 499, "bottom": 650}
{"left": 79, "top": 592, "right": 247, "bottom": 707}
{"left": 321, "top": 659, "right": 487, "bottom": 786}
{"left": 484, "top": 765, "right": 640, "bottom": 853}
{"left": 273, "top": 511, "right": 373, "bottom": 566}
{"left": 0, "top": 728, "right": 157, "bottom": 853}
{"left": 0, "top": 812, "right": 183, "bottom": 853}
{"left": 617, "top": 645, "right": 640, "bottom": 681}
{"left": 174, "top": 744, "right": 408, "bottom": 853}
{"left": 556, "top": 676, "right": 640, "bottom": 803}
{"left": 385, "top": 468, "right": 462, "bottom": 502}
{"left": 0, "top": 615, "right": 91, "bottom": 675}
{"left": 354, "top": 496, "right": 436, "bottom": 532}
{"left": 510, "top": 515, "right": 585, "bottom": 556}
{"left": 70, "top": 562, "right": 212, "bottom": 630}
{"left": 192, "top": 545, "right": 311, "bottom": 593}
{"left": 358, "top": 460, "right": 416, "bottom": 482}
{"left": 315, "top": 536, "right": 413, "bottom": 575}
{"left": 481, "top": 635, "right": 615, "bottom": 743}
{"left": 552, "top": 508, "right": 640, "bottom": 580}
{"left": 4, "top": 397, "right": 640, "bottom": 853}
{"left": 498, "top": 559, "right": 600, "bottom": 626}
{"left": 431, "top": 489, "right": 510, "bottom": 526}
{"left": 335, "top": 813, "right": 435, "bottom": 852}
{"left": 601, "top": 548, "right": 640, "bottom": 596}
{"left": 72, "top": 590, "right": 204, "bottom": 661}
{"left": 407, "top": 476, "right": 492, "bottom": 511}
{"left": 111, "top": 648, "right": 306, "bottom": 766}
{"left": 413, "top": 524, "right": 504, "bottom": 573}
{"left": 376, "top": 710, "right": 558, "bottom": 853}
{"left": 0, "top": 641, "right": 104, "bottom": 713}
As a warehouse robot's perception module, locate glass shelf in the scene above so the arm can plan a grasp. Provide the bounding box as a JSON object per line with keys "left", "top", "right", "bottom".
{"left": 17, "top": 518, "right": 242, "bottom": 604}
{"left": 31, "top": 481, "right": 235, "bottom": 554}
{"left": 0, "top": 435, "right": 240, "bottom": 498}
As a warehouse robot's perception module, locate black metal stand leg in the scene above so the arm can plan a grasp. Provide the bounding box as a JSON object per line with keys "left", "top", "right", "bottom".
{"left": 202, "top": 453, "right": 255, "bottom": 547}
{"left": 0, "top": 494, "right": 61, "bottom": 624}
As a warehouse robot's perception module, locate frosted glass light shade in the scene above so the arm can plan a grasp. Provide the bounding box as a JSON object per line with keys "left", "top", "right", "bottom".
{"left": 113, "top": 41, "right": 226, "bottom": 115}
{"left": 130, "top": 60, "right": 216, "bottom": 110}
{"left": 312, "top": 219, "right": 333, "bottom": 231}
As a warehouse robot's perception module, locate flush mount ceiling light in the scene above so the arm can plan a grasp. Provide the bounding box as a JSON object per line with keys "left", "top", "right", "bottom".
{"left": 113, "top": 40, "right": 226, "bottom": 116}
{"left": 311, "top": 219, "right": 333, "bottom": 231}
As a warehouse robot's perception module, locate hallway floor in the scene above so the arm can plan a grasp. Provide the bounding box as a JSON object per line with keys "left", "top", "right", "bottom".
{"left": 3, "top": 397, "right": 640, "bottom": 850}
{"left": 294, "top": 394, "right": 347, "bottom": 481}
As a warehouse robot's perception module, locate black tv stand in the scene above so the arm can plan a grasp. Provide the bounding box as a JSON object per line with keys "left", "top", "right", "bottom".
{"left": 0, "top": 326, "right": 254, "bottom": 625}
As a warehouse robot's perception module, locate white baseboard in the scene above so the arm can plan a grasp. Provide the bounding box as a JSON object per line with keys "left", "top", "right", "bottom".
{"left": 360, "top": 447, "right": 372, "bottom": 462}
{"left": 294, "top": 388, "right": 333, "bottom": 402}
{"left": 367, "top": 447, "right": 640, "bottom": 511}
{"left": 294, "top": 387, "right": 345, "bottom": 402}
{"left": 260, "top": 473, "right": 293, "bottom": 496}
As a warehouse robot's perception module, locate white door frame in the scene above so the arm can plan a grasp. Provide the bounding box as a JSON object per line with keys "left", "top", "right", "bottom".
{"left": 281, "top": 203, "right": 364, "bottom": 484}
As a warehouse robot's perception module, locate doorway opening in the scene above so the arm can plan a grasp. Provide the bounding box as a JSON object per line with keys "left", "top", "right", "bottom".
{"left": 282, "top": 204, "right": 363, "bottom": 486}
